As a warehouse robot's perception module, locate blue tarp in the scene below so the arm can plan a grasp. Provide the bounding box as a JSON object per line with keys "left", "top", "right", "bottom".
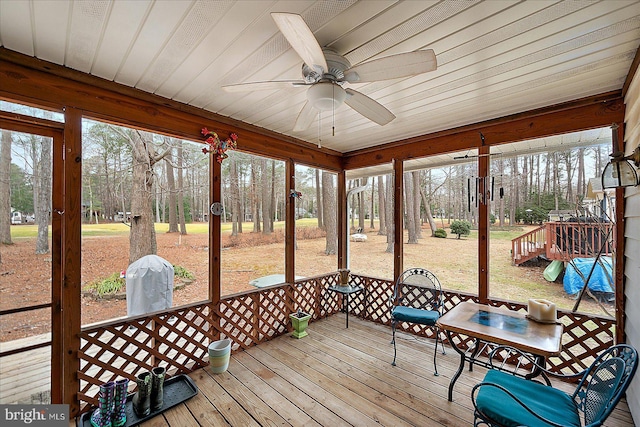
{"left": 563, "top": 257, "right": 613, "bottom": 296}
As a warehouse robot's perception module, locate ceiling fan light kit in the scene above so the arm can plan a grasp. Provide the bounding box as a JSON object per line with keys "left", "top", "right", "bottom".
{"left": 223, "top": 12, "right": 437, "bottom": 132}
{"left": 307, "top": 82, "right": 346, "bottom": 110}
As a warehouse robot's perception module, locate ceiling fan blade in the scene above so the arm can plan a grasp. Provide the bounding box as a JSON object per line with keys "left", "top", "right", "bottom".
{"left": 345, "top": 89, "right": 395, "bottom": 126}
{"left": 344, "top": 50, "right": 437, "bottom": 83}
{"left": 271, "top": 12, "right": 328, "bottom": 73}
{"left": 293, "top": 101, "right": 318, "bottom": 131}
{"left": 222, "top": 80, "right": 306, "bottom": 92}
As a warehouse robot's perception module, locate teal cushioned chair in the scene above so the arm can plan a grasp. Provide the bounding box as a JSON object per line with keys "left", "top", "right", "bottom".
{"left": 390, "top": 268, "right": 445, "bottom": 375}
{"left": 471, "top": 344, "right": 638, "bottom": 427}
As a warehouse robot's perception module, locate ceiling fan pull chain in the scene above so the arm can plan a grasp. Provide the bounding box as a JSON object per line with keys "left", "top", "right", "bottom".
{"left": 332, "top": 84, "right": 336, "bottom": 137}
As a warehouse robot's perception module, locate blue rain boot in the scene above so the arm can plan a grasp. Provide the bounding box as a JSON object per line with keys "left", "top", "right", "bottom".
{"left": 90, "top": 381, "right": 115, "bottom": 427}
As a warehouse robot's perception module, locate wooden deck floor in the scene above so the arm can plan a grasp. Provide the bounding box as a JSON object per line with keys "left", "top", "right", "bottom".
{"left": 121, "top": 315, "right": 634, "bottom": 427}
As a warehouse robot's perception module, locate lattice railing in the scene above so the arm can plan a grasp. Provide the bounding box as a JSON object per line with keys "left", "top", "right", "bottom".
{"left": 78, "top": 302, "right": 212, "bottom": 410}
{"left": 77, "top": 272, "right": 615, "bottom": 411}
{"left": 351, "top": 274, "right": 615, "bottom": 376}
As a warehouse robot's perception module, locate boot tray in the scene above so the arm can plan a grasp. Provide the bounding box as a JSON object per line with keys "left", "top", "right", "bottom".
{"left": 78, "top": 374, "right": 198, "bottom": 427}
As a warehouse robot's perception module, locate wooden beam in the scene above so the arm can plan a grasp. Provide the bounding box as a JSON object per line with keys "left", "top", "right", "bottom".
{"left": 613, "top": 123, "right": 626, "bottom": 344}
{"left": 285, "top": 160, "right": 295, "bottom": 283}
{"left": 343, "top": 93, "right": 625, "bottom": 170}
{"left": 337, "top": 171, "right": 347, "bottom": 269}
{"left": 478, "top": 145, "right": 490, "bottom": 303}
{"left": 0, "top": 49, "right": 342, "bottom": 172}
{"left": 211, "top": 158, "right": 221, "bottom": 307}
{"left": 393, "top": 160, "right": 403, "bottom": 281}
{"left": 51, "top": 128, "right": 64, "bottom": 405}
{"left": 62, "top": 107, "right": 82, "bottom": 417}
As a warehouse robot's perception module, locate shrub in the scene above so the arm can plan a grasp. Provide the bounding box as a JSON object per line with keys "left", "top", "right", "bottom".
{"left": 434, "top": 228, "right": 447, "bottom": 238}
{"left": 173, "top": 264, "right": 195, "bottom": 280}
{"left": 86, "top": 273, "right": 125, "bottom": 297}
{"left": 450, "top": 220, "right": 471, "bottom": 239}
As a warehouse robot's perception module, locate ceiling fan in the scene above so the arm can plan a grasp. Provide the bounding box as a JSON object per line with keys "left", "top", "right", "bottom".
{"left": 223, "top": 12, "right": 437, "bottom": 132}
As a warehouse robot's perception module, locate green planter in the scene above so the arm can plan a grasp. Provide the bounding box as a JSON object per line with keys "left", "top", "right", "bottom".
{"left": 289, "top": 311, "right": 311, "bottom": 339}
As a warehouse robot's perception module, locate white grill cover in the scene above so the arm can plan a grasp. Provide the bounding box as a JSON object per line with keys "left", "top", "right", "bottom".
{"left": 126, "top": 255, "right": 174, "bottom": 317}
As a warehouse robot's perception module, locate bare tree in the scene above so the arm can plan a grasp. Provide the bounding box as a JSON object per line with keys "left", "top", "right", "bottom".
{"left": 315, "top": 169, "right": 323, "bottom": 229}
{"left": 230, "top": 157, "right": 240, "bottom": 236}
{"left": 0, "top": 130, "right": 12, "bottom": 245}
{"left": 177, "top": 140, "right": 186, "bottom": 234}
{"left": 165, "top": 146, "right": 178, "bottom": 233}
{"left": 384, "top": 174, "right": 394, "bottom": 253}
{"left": 377, "top": 175, "right": 386, "bottom": 235}
{"left": 124, "top": 129, "right": 170, "bottom": 264}
{"left": 35, "top": 135, "right": 51, "bottom": 254}
{"left": 404, "top": 172, "right": 418, "bottom": 244}
{"left": 322, "top": 172, "right": 337, "bottom": 255}
{"left": 413, "top": 171, "right": 422, "bottom": 239}
{"left": 369, "top": 179, "right": 376, "bottom": 230}
{"left": 261, "top": 159, "right": 273, "bottom": 234}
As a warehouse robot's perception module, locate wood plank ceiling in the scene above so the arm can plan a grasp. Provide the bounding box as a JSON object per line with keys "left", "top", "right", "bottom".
{"left": 0, "top": 0, "right": 639, "bottom": 157}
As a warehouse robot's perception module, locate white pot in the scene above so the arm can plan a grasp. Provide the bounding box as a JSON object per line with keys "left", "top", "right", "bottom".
{"left": 208, "top": 338, "right": 231, "bottom": 374}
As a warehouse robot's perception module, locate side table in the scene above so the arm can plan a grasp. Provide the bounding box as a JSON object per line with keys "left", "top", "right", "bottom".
{"left": 327, "top": 285, "right": 364, "bottom": 328}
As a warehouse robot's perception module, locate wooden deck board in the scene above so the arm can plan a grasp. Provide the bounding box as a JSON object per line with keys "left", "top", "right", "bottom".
{"left": 28, "top": 314, "right": 638, "bottom": 426}
{"left": 157, "top": 315, "right": 634, "bottom": 426}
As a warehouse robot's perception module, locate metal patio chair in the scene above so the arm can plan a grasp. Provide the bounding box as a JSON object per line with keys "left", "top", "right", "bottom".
{"left": 390, "top": 267, "right": 445, "bottom": 375}
{"left": 471, "top": 344, "right": 638, "bottom": 427}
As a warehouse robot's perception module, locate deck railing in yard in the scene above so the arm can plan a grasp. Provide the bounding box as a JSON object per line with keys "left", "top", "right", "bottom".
{"left": 512, "top": 221, "right": 614, "bottom": 265}
{"left": 76, "top": 273, "right": 615, "bottom": 413}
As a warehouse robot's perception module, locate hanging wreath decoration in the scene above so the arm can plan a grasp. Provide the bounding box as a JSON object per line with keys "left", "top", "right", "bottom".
{"left": 201, "top": 127, "right": 238, "bottom": 163}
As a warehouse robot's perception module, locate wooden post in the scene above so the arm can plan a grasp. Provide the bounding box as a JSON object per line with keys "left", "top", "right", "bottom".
{"left": 51, "top": 129, "right": 63, "bottom": 404}
{"left": 62, "top": 107, "right": 82, "bottom": 417}
{"left": 337, "top": 171, "right": 347, "bottom": 269}
{"left": 210, "top": 156, "right": 221, "bottom": 341}
{"left": 393, "top": 159, "right": 404, "bottom": 281}
{"left": 285, "top": 160, "right": 297, "bottom": 318}
{"left": 478, "top": 144, "right": 490, "bottom": 303}
{"left": 613, "top": 122, "right": 626, "bottom": 344}
{"left": 285, "top": 159, "right": 295, "bottom": 284}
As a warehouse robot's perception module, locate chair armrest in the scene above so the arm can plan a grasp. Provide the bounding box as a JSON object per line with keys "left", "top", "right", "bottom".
{"left": 488, "top": 345, "right": 585, "bottom": 381}
{"left": 471, "top": 382, "right": 569, "bottom": 427}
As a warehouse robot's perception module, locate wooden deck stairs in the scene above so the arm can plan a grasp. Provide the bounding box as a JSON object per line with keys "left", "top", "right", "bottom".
{"left": 511, "top": 221, "right": 613, "bottom": 265}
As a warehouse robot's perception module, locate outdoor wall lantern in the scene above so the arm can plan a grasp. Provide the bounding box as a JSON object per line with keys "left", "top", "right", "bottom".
{"left": 601, "top": 145, "right": 640, "bottom": 189}
{"left": 601, "top": 124, "right": 640, "bottom": 189}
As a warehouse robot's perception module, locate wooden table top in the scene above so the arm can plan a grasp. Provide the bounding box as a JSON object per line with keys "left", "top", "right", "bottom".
{"left": 437, "top": 301, "right": 563, "bottom": 357}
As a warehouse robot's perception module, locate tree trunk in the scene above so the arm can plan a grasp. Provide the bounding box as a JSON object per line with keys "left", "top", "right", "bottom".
{"left": 261, "top": 159, "right": 273, "bottom": 234}
{"left": 385, "top": 174, "right": 394, "bottom": 253}
{"left": 358, "top": 177, "right": 366, "bottom": 231}
{"left": 508, "top": 158, "right": 518, "bottom": 226}
{"left": 577, "top": 148, "right": 585, "bottom": 198}
{"left": 315, "top": 169, "right": 323, "bottom": 229}
{"left": 369, "top": 179, "right": 375, "bottom": 230}
{"left": 248, "top": 159, "right": 258, "bottom": 232}
{"left": 177, "top": 140, "right": 186, "bottom": 234}
{"left": 413, "top": 171, "right": 422, "bottom": 239}
{"left": 404, "top": 172, "right": 418, "bottom": 244}
{"left": 498, "top": 158, "right": 505, "bottom": 227}
{"left": 128, "top": 130, "right": 169, "bottom": 265}
{"left": 165, "top": 146, "right": 178, "bottom": 232}
{"left": 377, "top": 175, "right": 386, "bottom": 235}
{"left": 230, "top": 157, "right": 240, "bottom": 236}
{"left": 0, "top": 130, "right": 12, "bottom": 245}
{"left": 419, "top": 187, "right": 437, "bottom": 236}
{"left": 322, "top": 172, "right": 337, "bottom": 255}
{"left": 35, "top": 136, "right": 51, "bottom": 254}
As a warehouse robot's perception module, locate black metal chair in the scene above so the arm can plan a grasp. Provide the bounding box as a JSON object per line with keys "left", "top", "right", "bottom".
{"left": 471, "top": 344, "right": 638, "bottom": 427}
{"left": 390, "top": 267, "right": 445, "bottom": 375}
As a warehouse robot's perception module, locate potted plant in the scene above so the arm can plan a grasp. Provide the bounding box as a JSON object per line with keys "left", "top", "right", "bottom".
{"left": 289, "top": 309, "right": 312, "bottom": 339}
